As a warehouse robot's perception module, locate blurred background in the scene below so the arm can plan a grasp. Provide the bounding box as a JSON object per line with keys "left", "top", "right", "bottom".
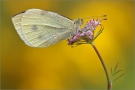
{"left": 1, "top": 0, "right": 134, "bottom": 89}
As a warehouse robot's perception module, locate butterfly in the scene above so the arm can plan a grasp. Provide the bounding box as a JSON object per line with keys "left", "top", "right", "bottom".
{"left": 12, "top": 8, "right": 83, "bottom": 48}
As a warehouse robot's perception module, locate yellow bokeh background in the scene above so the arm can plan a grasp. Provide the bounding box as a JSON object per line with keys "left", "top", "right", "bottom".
{"left": 1, "top": 0, "right": 134, "bottom": 89}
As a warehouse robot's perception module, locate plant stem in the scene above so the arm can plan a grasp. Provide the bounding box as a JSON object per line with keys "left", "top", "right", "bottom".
{"left": 91, "top": 42, "right": 112, "bottom": 90}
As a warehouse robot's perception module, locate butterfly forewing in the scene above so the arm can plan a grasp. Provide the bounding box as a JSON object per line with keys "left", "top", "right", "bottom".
{"left": 49, "top": 30, "right": 72, "bottom": 46}
{"left": 12, "top": 9, "right": 76, "bottom": 48}
{"left": 21, "top": 9, "right": 74, "bottom": 29}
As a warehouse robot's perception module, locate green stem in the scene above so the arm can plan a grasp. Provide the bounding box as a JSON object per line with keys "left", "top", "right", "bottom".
{"left": 91, "top": 42, "right": 112, "bottom": 90}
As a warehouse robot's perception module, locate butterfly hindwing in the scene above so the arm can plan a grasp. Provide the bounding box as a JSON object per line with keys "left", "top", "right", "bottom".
{"left": 12, "top": 12, "right": 33, "bottom": 47}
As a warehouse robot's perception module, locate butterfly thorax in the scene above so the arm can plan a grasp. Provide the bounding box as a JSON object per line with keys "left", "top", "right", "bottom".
{"left": 73, "top": 18, "right": 83, "bottom": 34}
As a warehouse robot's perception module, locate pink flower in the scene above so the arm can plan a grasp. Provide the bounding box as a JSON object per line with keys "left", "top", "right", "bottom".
{"left": 68, "top": 18, "right": 105, "bottom": 46}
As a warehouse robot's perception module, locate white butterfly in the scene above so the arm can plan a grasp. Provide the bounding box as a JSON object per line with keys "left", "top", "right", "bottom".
{"left": 12, "top": 9, "right": 83, "bottom": 48}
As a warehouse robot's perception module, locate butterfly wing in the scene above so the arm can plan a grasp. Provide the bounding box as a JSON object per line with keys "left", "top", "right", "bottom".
{"left": 12, "top": 12, "right": 33, "bottom": 46}
{"left": 12, "top": 9, "right": 75, "bottom": 48}
{"left": 36, "top": 28, "right": 72, "bottom": 47}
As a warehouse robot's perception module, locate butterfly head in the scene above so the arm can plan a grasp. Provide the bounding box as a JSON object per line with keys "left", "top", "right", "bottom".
{"left": 73, "top": 18, "right": 83, "bottom": 26}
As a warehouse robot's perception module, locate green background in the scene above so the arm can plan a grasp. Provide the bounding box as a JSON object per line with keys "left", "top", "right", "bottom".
{"left": 1, "top": 0, "right": 134, "bottom": 89}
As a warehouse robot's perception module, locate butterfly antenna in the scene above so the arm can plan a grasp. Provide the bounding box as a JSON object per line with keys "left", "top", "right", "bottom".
{"left": 82, "top": 15, "right": 107, "bottom": 20}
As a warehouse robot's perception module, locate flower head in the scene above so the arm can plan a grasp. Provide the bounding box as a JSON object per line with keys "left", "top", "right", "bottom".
{"left": 68, "top": 17, "right": 106, "bottom": 46}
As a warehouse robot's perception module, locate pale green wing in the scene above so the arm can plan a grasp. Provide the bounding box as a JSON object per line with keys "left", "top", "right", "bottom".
{"left": 20, "top": 9, "right": 75, "bottom": 48}
{"left": 37, "top": 28, "right": 72, "bottom": 47}
{"left": 12, "top": 12, "right": 33, "bottom": 46}
{"left": 21, "top": 25, "right": 72, "bottom": 47}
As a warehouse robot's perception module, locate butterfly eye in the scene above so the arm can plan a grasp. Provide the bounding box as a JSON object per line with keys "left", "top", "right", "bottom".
{"left": 73, "top": 18, "right": 83, "bottom": 26}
